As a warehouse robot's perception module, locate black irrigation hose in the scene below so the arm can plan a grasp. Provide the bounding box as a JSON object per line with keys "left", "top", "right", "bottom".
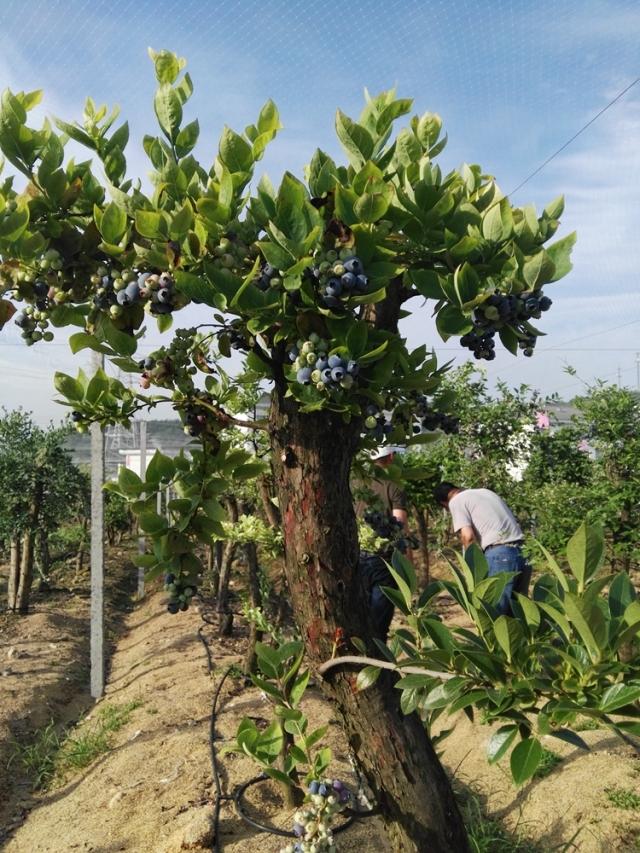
{"left": 234, "top": 775, "right": 363, "bottom": 838}
{"left": 197, "top": 619, "right": 235, "bottom": 853}
{"left": 197, "top": 614, "right": 376, "bottom": 853}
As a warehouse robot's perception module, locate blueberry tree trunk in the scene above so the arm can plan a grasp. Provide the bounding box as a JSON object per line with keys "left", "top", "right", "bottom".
{"left": 7, "top": 536, "right": 20, "bottom": 611}
{"left": 269, "top": 386, "right": 469, "bottom": 853}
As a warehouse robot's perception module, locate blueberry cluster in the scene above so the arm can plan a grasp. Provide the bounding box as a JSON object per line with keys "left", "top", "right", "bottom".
{"left": 307, "top": 249, "right": 369, "bottom": 308}
{"left": 414, "top": 394, "right": 460, "bottom": 434}
{"left": 90, "top": 267, "right": 185, "bottom": 320}
{"left": 11, "top": 249, "right": 63, "bottom": 344}
{"left": 164, "top": 573, "right": 197, "bottom": 614}
{"left": 137, "top": 329, "right": 202, "bottom": 391}
{"left": 461, "top": 290, "right": 553, "bottom": 359}
{"left": 280, "top": 779, "right": 351, "bottom": 853}
{"left": 254, "top": 262, "right": 283, "bottom": 292}
{"left": 363, "top": 404, "right": 394, "bottom": 442}
{"left": 363, "top": 509, "right": 411, "bottom": 554}
{"left": 210, "top": 234, "right": 253, "bottom": 274}
{"left": 289, "top": 334, "right": 360, "bottom": 393}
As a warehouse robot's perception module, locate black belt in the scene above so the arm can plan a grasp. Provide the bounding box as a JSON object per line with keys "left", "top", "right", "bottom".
{"left": 484, "top": 540, "right": 524, "bottom": 552}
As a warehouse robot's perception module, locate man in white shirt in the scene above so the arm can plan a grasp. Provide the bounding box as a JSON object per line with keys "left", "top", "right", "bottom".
{"left": 433, "top": 482, "right": 531, "bottom": 615}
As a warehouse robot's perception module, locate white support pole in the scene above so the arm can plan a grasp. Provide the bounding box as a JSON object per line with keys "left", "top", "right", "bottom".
{"left": 165, "top": 485, "right": 171, "bottom": 522}
{"left": 137, "top": 420, "right": 147, "bottom": 599}
{"left": 90, "top": 352, "right": 105, "bottom": 699}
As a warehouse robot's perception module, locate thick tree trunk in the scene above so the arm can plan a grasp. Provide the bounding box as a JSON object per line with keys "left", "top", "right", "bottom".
{"left": 217, "top": 496, "right": 239, "bottom": 635}
{"left": 269, "top": 388, "right": 469, "bottom": 853}
{"left": 242, "top": 541, "right": 263, "bottom": 676}
{"left": 16, "top": 530, "right": 35, "bottom": 614}
{"left": 35, "top": 530, "right": 51, "bottom": 590}
{"left": 7, "top": 536, "right": 20, "bottom": 611}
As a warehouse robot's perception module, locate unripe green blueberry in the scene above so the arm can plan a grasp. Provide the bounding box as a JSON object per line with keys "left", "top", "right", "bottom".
{"left": 306, "top": 352, "right": 316, "bottom": 366}
{"left": 219, "top": 238, "right": 231, "bottom": 253}
{"left": 340, "top": 375, "right": 354, "bottom": 390}
{"left": 110, "top": 305, "right": 123, "bottom": 318}
{"left": 50, "top": 259, "right": 63, "bottom": 271}
{"left": 43, "top": 332, "right": 54, "bottom": 342}
{"left": 311, "top": 369, "right": 322, "bottom": 383}
{"left": 319, "top": 261, "right": 331, "bottom": 274}
{"left": 270, "top": 277, "right": 282, "bottom": 288}
{"left": 365, "top": 415, "right": 377, "bottom": 429}
{"left": 44, "top": 248, "right": 59, "bottom": 261}
{"left": 326, "top": 250, "right": 337, "bottom": 262}
{"left": 339, "top": 247, "right": 351, "bottom": 260}
{"left": 113, "top": 278, "right": 126, "bottom": 291}
{"left": 221, "top": 253, "right": 235, "bottom": 268}
{"left": 316, "top": 382, "right": 325, "bottom": 391}
{"left": 97, "top": 265, "right": 108, "bottom": 276}
{"left": 309, "top": 332, "right": 320, "bottom": 345}
{"left": 333, "top": 263, "right": 345, "bottom": 276}
{"left": 301, "top": 341, "right": 314, "bottom": 355}
{"left": 31, "top": 331, "right": 42, "bottom": 341}
{"left": 90, "top": 274, "right": 101, "bottom": 286}
{"left": 39, "top": 259, "right": 51, "bottom": 271}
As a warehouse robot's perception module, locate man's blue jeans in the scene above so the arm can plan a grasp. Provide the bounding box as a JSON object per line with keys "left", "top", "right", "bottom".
{"left": 484, "top": 545, "right": 532, "bottom": 615}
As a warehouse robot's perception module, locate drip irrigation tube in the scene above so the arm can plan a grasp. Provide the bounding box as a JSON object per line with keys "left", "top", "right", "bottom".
{"left": 196, "top": 614, "right": 376, "bottom": 852}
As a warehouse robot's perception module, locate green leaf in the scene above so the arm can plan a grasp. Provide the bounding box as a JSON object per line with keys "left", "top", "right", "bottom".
{"left": 356, "top": 665, "right": 381, "bottom": 692}
{"left": 175, "top": 270, "right": 217, "bottom": 307}
{"left": 169, "top": 201, "right": 194, "bottom": 239}
{"left": 96, "top": 317, "right": 137, "bottom": 356}
{"left": 53, "top": 372, "right": 83, "bottom": 402}
{"left": 219, "top": 126, "right": 253, "bottom": 173}
{"left": 493, "top": 616, "right": 523, "bottom": 663}
{"left": 335, "top": 110, "right": 374, "bottom": 167}
{"left": 510, "top": 737, "right": 543, "bottom": 785}
{"left": 257, "top": 99, "right": 281, "bottom": 134}
{"left": 154, "top": 84, "right": 182, "bottom": 140}
{"left": 354, "top": 188, "right": 391, "bottom": 223}
{"left": 99, "top": 202, "right": 127, "bottom": 244}
{"left": 522, "top": 249, "right": 555, "bottom": 289}
{"left": 487, "top": 724, "right": 518, "bottom": 764}
{"left": 150, "top": 49, "right": 182, "bottom": 84}
{"left": 145, "top": 450, "right": 175, "bottom": 485}
{"left": 175, "top": 119, "right": 199, "bottom": 157}
{"left": 546, "top": 231, "right": 576, "bottom": 281}
{"left": 0, "top": 202, "right": 30, "bottom": 241}
{"left": 436, "top": 305, "right": 473, "bottom": 341}
{"left": 599, "top": 683, "right": 640, "bottom": 714}
{"left": 135, "top": 209, "right": 165, "bottom": 239}
{"left": 566, "top": 522, "right": 604, "bottom": 591}
{"left": 138, "top": 511, "right": 168, "bottom": 534}
{"left": 608, "top": 571, "right": 636, "bottom": 619}
{"left": 117, "top": 466, "right": 144, "bottom": 498}
{"left": 346, "top": 321, "right": 368, "bottom": 357}
{"left": 544, "top": 195, "right": 564, "bottom": 219}
{"left": 563, "top": 593, "right": 602, "bottom": 662}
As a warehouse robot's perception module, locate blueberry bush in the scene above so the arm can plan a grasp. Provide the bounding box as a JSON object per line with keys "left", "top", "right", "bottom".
{"left": 0, "top": 50, "right": 576, "bottom": 851}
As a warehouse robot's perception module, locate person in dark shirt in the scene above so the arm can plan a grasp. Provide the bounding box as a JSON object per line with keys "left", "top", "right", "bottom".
{"left": 353, "top": 446, "right": 411, "bottom": 640}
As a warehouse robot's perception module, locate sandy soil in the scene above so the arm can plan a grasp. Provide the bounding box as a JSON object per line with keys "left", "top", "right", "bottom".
{"left": 1, "top": 552, "right": 639, "bottom": 852}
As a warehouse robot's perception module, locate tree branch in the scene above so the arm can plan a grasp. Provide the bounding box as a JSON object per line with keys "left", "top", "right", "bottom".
{"left": 317, "top": 654, "right": 456, "bottom": 681}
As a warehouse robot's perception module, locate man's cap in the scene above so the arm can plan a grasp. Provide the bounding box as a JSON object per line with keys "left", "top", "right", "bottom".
{"left": 370, "top": 445, "right": 403, "bottom": 461}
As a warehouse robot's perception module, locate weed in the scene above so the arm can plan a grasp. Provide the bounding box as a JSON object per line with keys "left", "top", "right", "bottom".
{"left": 462, "top": 791, "right": 541, "bottom": 853}
{"left": 534, "top": 748, "right": 563, "bottom": 779}
{"left": 605, "top": 787, "right": 640, "bottom": 811}
{"left": 8, "top": 700, "right": 142, "bottom": 790}
{"left": 8, "top": 721, "right": 61, "bottom": 789}
{"left": 574, "top": 716, "right": 601, "bottom": 732}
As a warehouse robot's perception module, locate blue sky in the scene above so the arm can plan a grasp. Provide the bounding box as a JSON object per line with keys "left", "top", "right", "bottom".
{"left": 1, "top": 0, "right": 639, "bottom": 423}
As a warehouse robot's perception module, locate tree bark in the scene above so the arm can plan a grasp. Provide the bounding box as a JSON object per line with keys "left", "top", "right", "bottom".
{"left": 269, "top": 387, "right": 469, "bottom": 853}
{"left": 258, "top": 474, "right": 281, "bottom": 527}
{"left": 217, "top": 496, "right": 239, "bottom": 635}
{"left": 16, "top": 529, "right": 35, "bottom": 614}
{"left": 7, "top": 536, "right": 20, "bottom": 611}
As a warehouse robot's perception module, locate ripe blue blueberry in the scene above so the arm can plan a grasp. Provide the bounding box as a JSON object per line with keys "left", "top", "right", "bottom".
{"left": 323, "top": 295, "right": 341, "bottom": 308}
{"left": 296, "top": 367, "right": 312, "bottom": 384}
{"left": 321, "top": 368, "right": 333, "bottom": 384}
{"left": 341, "top": 272, "right": 357, "bottom": 290}
{"left": 157, "top": 288, "right": 172, "bottom": 304}
{"left": 308, "top": 780, "right": 320, "bottom": 795}
{"left": 331, "top": 367, "right": 345, "bottom": 382}
{"left": 325, "top": 277, "right": 342, "bottom": 297}
{"left": 328, "top": 354, "right": 343, "bottom": 368}
{"left": 316, "top": 357, "right": 328, "bottom": 371}
{"left": 539, "top": 296, "right": 552, "bottom": 311}
{"left": 356, "top": 274, "right": 369, "bottom": 292}
{"left": 346, "top": 360, "right": 359, "bottom": 376}
{"left": 343, "top": 256, "right": 363, "bottom": 275}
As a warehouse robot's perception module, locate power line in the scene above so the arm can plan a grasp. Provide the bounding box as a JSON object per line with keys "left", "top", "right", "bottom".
{"left": 508, "top": 75, "right": 640, "bottom": 197}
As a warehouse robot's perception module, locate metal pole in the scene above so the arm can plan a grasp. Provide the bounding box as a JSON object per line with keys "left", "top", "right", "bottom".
{"left": 137, "top": 420, "right": 147, "bottom": 599}
{"left": 90, "top": 351, "right": 105, "bottom": 699}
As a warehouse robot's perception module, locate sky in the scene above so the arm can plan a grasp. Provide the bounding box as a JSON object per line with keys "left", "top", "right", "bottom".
{"left": 0, "top": 0, "right": 639, "bottom": 424}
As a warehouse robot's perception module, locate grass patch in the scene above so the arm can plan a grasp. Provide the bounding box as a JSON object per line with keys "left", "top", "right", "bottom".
{"left": 605, "top": 786, "right": 640, "bottom": 811}
{"left": 462, "top": 792, "right": 541, "bottom": 853}
{"left": 533, "top": 748, "right": 563, "bottom": 779}
{"left": 9, "top": 700, "right": 142, "bottom": 789}
{"left": 574, "top": 716, "right": 602, "bottom": 732}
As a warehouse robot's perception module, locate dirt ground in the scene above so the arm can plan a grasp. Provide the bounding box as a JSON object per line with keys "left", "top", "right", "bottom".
{"left": 1, "top": 553, "right": 639, "bottom": 852}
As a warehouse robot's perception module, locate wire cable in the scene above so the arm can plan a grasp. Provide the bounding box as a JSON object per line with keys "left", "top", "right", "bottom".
{"left": 508, "top": 75, "right": 640, "bottom": 197}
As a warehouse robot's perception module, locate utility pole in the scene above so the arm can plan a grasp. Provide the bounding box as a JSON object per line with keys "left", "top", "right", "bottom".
{"left": 137, "top": 419, "right": 147, "bottom": 599}
{"left": 90, "top": 351, "right": 105, "bottom": 699}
